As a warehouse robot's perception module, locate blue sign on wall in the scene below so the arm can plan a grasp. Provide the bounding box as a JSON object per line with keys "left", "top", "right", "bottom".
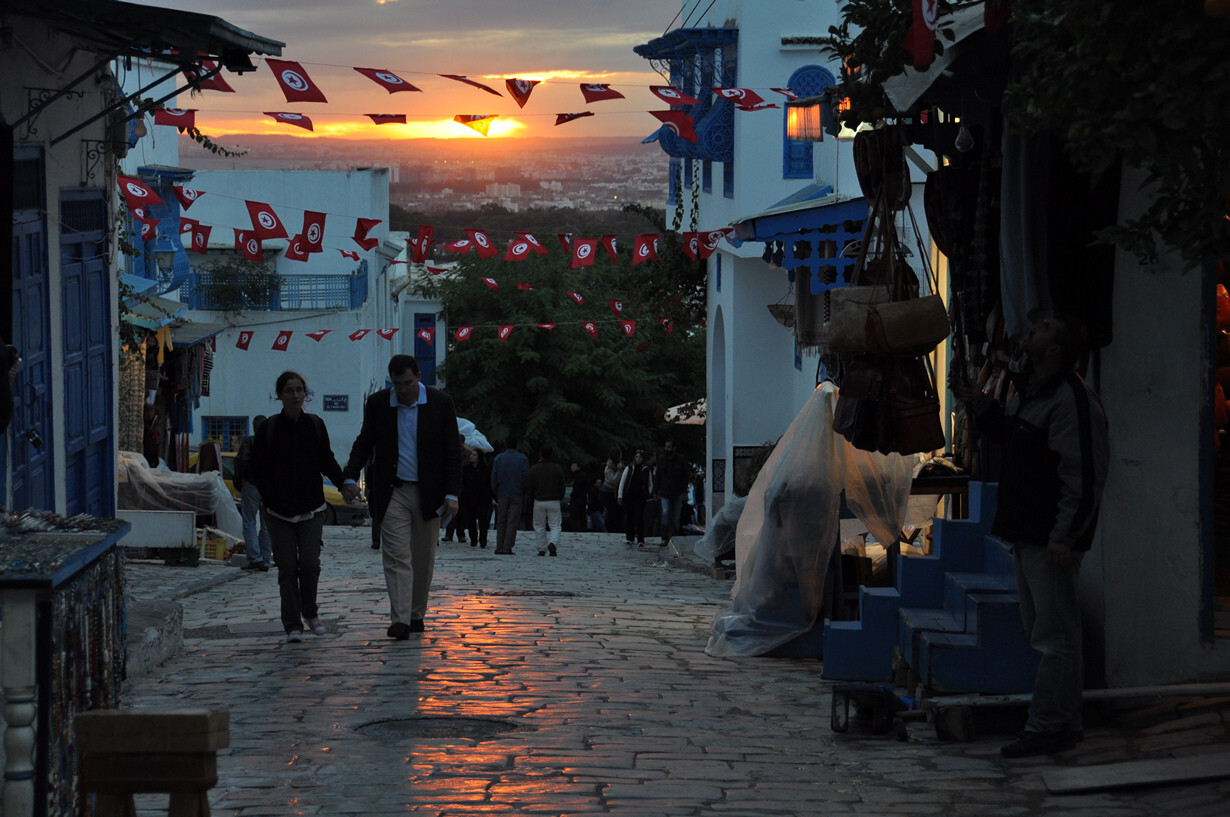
{"left": 323, "top": 395, "right": 349, "bottom": 411}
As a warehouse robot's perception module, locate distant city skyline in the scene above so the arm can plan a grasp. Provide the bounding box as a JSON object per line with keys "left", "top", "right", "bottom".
{"left": 146, "top": 0, "right": 702, "bottom": 141}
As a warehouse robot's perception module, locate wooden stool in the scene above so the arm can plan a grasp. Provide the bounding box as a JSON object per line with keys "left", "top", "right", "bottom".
{"left": 75, "top": 709, "right": 230, "bottom": 817}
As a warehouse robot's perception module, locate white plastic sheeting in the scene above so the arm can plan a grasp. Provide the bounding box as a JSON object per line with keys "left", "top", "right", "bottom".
{"left": 117, "top": 451, "right": 244, "bottom": 540}
{"left": 457, "top": 418, "right": 493, "bottom": 452}
{"left": 706, "top": 384, "right": 915, "bottom": 657}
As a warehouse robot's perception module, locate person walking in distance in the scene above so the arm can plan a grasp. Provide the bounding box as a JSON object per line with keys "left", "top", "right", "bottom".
{"left": 341, "top": 355, "right": 462, "bottom": 640}
{"left": 460, "top": 448, "right": 494, "bottom": 548}
{"left": 950, "top": 314, "right": 1109, "bottom": 758}
{"left": 656, "top": 439, "right": 690, "bottom": 547}
{"left": 528, "top": 444, "right": 567, "bottom": 556}
{"left": 490, "top": 435, "right": 529, "bottom": 554}
{"left": 250, "top": 373, "right": 346, "bottom": 643}
{"left": 617, "top": 449, "right": 653, "bottom": 547}
{"left": 234, "top": 414, "right": 272, "bottom": 571}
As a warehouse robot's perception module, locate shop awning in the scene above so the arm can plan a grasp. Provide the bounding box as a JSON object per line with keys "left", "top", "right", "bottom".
{"left": 122, "top": 295, "right": 227, "bottom": 347}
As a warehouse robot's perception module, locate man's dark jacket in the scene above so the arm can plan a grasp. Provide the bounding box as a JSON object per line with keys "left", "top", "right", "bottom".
{"left": 343, "top": 386, "right": 462, "bottom": 522}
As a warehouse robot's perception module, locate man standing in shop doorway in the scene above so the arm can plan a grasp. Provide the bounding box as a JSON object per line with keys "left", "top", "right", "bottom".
{"left": 951, "top": 314, "right": 1109, "bottom": 758}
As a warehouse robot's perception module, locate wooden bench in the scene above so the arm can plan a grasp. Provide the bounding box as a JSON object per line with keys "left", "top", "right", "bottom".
{"left": 74, "top": 709, "right": 230, "bottom": 817}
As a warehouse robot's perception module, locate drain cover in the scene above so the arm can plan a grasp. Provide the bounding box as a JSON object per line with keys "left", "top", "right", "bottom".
{"left": 355, "top": 717, "right": 518, "bottom": 740}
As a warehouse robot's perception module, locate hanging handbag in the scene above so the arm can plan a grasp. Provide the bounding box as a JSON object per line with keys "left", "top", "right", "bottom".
{"left": 866, "top": 294, "right": 951, "bottom": 355}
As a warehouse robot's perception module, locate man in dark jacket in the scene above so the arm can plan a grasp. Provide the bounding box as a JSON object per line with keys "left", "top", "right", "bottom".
{"left": 342, "top": 355, "right": 461, "bottom": 639}
{"left": 953, "top": 314, "right": 1109, "bottom": 759}
{"left": 656, "top": 439, "right": 690, "bottom": 546}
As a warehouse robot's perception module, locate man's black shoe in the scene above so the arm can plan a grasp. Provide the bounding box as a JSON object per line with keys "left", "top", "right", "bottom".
{"left": 1000, "top": 729, "right": 1077, "bottom": 759}
{"left": 387, "top": 622, "right": 411, "bottom": 640}
{"left": 548, "top": 543, "right": 557, "bottom": 556}
{"left": 409, "top": 619, "right": 425, "bottom": 633}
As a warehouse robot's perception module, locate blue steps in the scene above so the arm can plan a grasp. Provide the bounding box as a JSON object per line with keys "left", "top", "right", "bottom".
{"left": 822, "top": 481, "right": 1038, "bottom": 694}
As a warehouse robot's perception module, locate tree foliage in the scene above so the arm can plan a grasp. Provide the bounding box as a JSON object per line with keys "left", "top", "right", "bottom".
{"left": 410, "top": 216, "right": 706, "bottom": 466}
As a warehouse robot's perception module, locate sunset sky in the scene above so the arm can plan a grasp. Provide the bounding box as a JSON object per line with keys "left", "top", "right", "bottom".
{"left": 148, "top": 0, "right": 692, "bottom": 140}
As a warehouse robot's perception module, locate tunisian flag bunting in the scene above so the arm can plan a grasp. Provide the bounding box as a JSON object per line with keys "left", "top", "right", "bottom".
{"left": 236, "top": 330, "right": 253, "bottom": 350}
{"left": 771, "top": 87, "right": 800, "bottom": 100}
{"left": 505, "top": 78, "right": 539, "bottom": 108}
{"left": 517, "top": 282, "right": 534, "bottom": 291}
{"left": 118, "top": 176, "right": 163, "bottom": 209}
{"left": 712, "top": 87, "right": 766, "bottom": 108}
{"left": 649, "top": 86, "right": 700, "bottom": 106}
{"left": 354, "top": 67, "right": 421, "bottom": 93}
{"left": 265, "top": 112, "right": 313, "bottom": 131}
{"left": 516, "top": 232, "right": 549, "bottom": 255}
{"left": 497, "top": 325, "right": 514, "bottom": 342}
{"left": 579, "top": 83, "right": 624, "bottom": 103}
{"left": 466, "top": 229, "right": 499, "bottom": 258}
{"left": 649, "top": 110, "right": 698, "bottom": 142}
{"left": 555, "top": 112, "right": 594, "bottom": 126}
{"left": 426, "top": 265, "right": 447, "bottom": 275}
{"left": 454, "top": 326, "right": 474, "bottom": 341}
{"left": 410, "top": 225, "right": 434, "bottom": 262}
{"left": 283, "top": 235, "right": 310, "bottom": 262}
{"left": 601, "top": 235, "right": 618, "bottom": 262}
{"left": 339, "top": 249, "right": 360, "bottom": 260}
{"left": 301, "top": 211, "right": 326, "bottom": 253}
{"left": 620, "top": 320, "right": 637, "bottom": 337}
{"left": 682, "top": 232, "right": 701, "bottom": 261}
{"left": 582, "top": 321, "right": 598, "bottom": 338}
{"left": 240, "top": 234, "right": 263, "bottom": 262}
{"left": 349, "top": 329, "right": 372, "bottom": 341}
{"left": 908, "top": 0, "right": 939, "bottom": 67}
{"left": 272, "top": 330, "right": 293, "bottom": 351}
{"left": 567, "top": 291, "right": 584, "bottom": 305}
{"left": 661, "top": 318, "right": 674, "bottom": 334}
{"left": 609, "top": 298, "right": 624, "bottom": 316}
{"left": 136, "top": 217, "right": 158, "bottom": 242}
{"left": 178, "top": 217, "right": 197, "bottom": 235}
{"left": 444, "top": 238, "right": 473, "bottom": 254}
{"left": 246, "top": 201, "right": 289, "bottom": 240}
{"left": 557, "top": 233, "right": 572, "bottom": 254}
{"left": 633, "top": 234, "right": 659, "bottom": 265}
{"left": 190, "top": 225, "right": 210, "bottom": 254}
{"left": 570, "top": 237, "right": 598, "bottom": 269}
{"left": 504, "top": 238, "right": 533, "bottom": 261}
{"left": 153, "top": 107, "right": 196, "bottom": 128}
{"left": 377, "top": 328, "right": 399, "bottom": 340}
{"left": 353, "top": 218, "right": 382, "bottom": 251}
{"left": 439, "top": 74, "right": 503, "bottom": 96}
{"left": 306, "top": 330, "right": 331, "bottom": 341}
{"left": 267, "top": 59, "right": 328, "bottom": 103}
{"left": 481, "top": 277, "right": 499, "bottom": 290}
{"left": 173, "top": 184, "right": 202, "bottom": 209}
{"left": 417, "top": 328, "right": 435, "bottom": 345}
{"left": 185, "top": 60, "right": 234, "bottom": 93}
{"left": 366, "top": 114, "right": 407, "bottom": 125}
{"left": 454, "top": 115, "right": 497, "bottom": 136}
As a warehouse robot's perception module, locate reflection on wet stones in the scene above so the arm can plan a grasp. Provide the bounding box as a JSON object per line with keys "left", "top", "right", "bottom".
{"left": 355, "top": 717, "right": 520, "bottom": 741}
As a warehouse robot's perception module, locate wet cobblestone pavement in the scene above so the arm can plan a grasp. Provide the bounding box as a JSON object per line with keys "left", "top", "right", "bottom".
{"left": 120, "top": 527, "right": 1230, "bottom": 816}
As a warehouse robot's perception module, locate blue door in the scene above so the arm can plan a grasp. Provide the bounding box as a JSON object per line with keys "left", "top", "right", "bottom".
{"left": 61, "top": 190, "right": 113, "bottom": 516}
{"left": 10, "top": 147, "right": 55, "bottom": 511}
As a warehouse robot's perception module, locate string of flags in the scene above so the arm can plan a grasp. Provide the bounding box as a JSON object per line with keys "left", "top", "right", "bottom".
{"left": 159, "top": 56, "right": 802, "bottom": 138}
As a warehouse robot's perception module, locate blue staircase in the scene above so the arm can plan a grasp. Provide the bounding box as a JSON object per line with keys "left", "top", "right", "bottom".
{"left": 821, "top": 482, "right": 1039, "bottom": 694}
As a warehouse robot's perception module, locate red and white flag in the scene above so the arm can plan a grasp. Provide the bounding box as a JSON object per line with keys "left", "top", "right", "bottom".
{"left": 264, "top": 112, "right": 314, "bottom": 131}
{"left": 481, "top": 277, "right": 499, "bottom": 290}
{"left": 366, "top": 114, "right": 407, "bottom": 125}
{"left": 267, "top": 59, "right": 328, "bottom": 103}
{"left": 609, "top": 298, "right": 624, "bottom": 316}
{"left": 712, "top": 87, "right": 766, "bottom": 108}
{"left": 454, "top": 326, "right": 474, "bottom": 341}
{"left": 136, "top": 217, "right": 158, "bottom": 242}
{"left": 649, "top": 86, "right": 700, "bottom": 106}
{"left": 505, "top": 78, "right": 539, "bottom": 108}
{"left": 426, "top": 265, "right": 448, "bottom": 275}
{"left": 118, "top": 175, "right": 163, "bottom": 209}
{"left": 517, "top": 282, "right": 534, "bottom": 291}
{"left": 661, "top": 317, "right": 674, "bottom": 334}
{"left": 185, "top": 60, "right": 234, "bottom": 93}
{"left": 236, "top": 330, "right": 254, "bottom": 350}
{"left": 537, "top": 323, "right": 556, "bottom": 330}
{"left": 620, "top": 320, "right": 637, "bottom": 337}
{"left": 190, "top": 225, "right": 210, "bottom": 255}
{"left": 570, "top": 237, "right": 598, "bottom": 269}
{"left": 649, "top": 110, "right": 698, "bottom": 142}
{"left": 771, "top": 87, "right": 800, "bottom": 100}
{"left": 354, "top": 67, "right": 421, "bottom": 93}
{"left": 410, "top": 225, "right": 434, "bottom": 263}
{"left": 633, "top": 234, "right": 659, "bottom": 265}
{"left": 515, "top": 232, "right": 549, "bottom": 255}
{"left": 246, "top": 200, "right": 289, "bottom": 240}
{"left": 557, "top": 233, "right": 572, "bottom": 254}
{"left": 466, "top": 229, "right": 499, "bottom": 258}
{"left": 601, "top": 234, "right": 618, "bottom": 262}
{"left": 272, "top": 330, "right": 293, "bottom": 351}
{"left": 439, "top": 74, "right": 503, "bottom": 96}
{"left": 339, "top": 249, "right": 360, "bottom": 261}
{"left": 504, "top": 238, "right": 533, "bottom": 261}
{"left": 241, "top": 234, "right": 263, "bottom": 262}
{"left": 908, "top": 0, "right": 939, "bottom": 67}
{"left": 497, "top": 325, "right": 514, "bottom": 342}
{"left": 416, "top": 328, "right": 435, "bottom": 345}
{"left": 582, "top": 321, "right": 598, "bottom": 338}
{"left": 306, "top": 330, "right": 331, "bottom": 342}
{"left": 153, "top": 107, "right": 196, "bottom": 129}
{"left": 284, "top": 235, "right": 310, "bottom": 262}
{"left": 555, "top": 112, "right": 594, "bottom": 126}
{"left": 453, "top": 115, "right": 497, "bottom": 136}
{"left": 349, "top": 329, "right": 372, "bottom": 341}
{"left": 178, "top": 217, "right": 198, "bottom": 235}
{"left": 579, "top": 83, "right": 624, "bottom": 103}
{"left": 353, "top": 217, "right": 382, "bottom": 251}
{"left": 567, "top": 291, "right": 584, "bottom": 305}
{"left": 443, "top": 238, "right": 473, "bottom": 254}
{"left": 377, "top": 328, "right": 399, "bottom": 340}
{"left": 682, "top": 232, "right": 702, "bottom": 262}
{"left": 300, "top": 211, "right": 326, "bottom": 253}
{"left": 173, "top": 184, "right": 202, "bottom": 210}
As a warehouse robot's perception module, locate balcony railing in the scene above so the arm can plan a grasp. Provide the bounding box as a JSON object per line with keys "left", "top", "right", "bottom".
{"left": 183, "top": 265, "right": 368, "bottom": 311}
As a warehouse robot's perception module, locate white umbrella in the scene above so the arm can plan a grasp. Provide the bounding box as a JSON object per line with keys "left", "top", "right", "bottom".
{"left": 664, "top": 398, "right": 706, "bottom": 425}
{"left": 457, "top": 417, "right": 494, "bottom": 451}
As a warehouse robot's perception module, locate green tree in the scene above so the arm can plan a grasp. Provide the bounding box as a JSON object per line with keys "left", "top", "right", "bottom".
{"left": 412, "top": 229, "right": 705, "bottom": 465}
